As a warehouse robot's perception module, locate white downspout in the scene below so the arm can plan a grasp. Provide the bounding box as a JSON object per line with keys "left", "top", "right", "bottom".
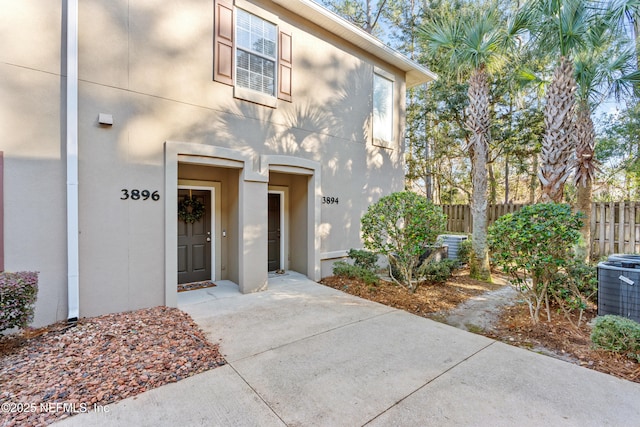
{"left": 66, "top": 0, "right": 80, "bottom": 322}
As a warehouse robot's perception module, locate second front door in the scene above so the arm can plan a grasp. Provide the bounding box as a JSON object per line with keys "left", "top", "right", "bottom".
{"left": 268, "top": 193, "right": 281, "bottom": 271}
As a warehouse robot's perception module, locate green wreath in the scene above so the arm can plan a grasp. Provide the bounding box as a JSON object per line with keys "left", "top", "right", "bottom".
{"left": 178, "top": 196, "right": 205, "bottom": 223}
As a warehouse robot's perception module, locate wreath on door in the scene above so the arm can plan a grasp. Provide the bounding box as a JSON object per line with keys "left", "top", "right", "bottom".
{"left": 178, "top": 195, "right": 205, "bottom": 223}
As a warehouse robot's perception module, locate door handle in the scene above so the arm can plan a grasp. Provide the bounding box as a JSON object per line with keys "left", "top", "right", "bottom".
{"left": 206, "top": 237, "right": 211, "bottom": 242}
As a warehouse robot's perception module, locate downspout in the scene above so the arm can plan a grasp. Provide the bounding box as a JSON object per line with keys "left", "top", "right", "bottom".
{"left": 66, "top": 0, "right": 80, "bottom": 323}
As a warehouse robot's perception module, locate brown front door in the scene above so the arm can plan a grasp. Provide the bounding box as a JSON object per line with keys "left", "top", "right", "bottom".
{"left": 268, "top": 193, "right": 281, "bottom": 271}
{"left": 178, "top": 189, "right": 211, "bottom": 284}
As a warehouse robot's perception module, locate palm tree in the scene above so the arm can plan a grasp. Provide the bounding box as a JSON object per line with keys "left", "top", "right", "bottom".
{"left": 520, "top": 0, "right": 594, "bottom": 203}
{"left": 605, "top": 0, "right": 640, "bottom": 69}
{"left": 572, "top": 13, "right": 640, "bottom": 261}
{"left": 419, "top": 5, "right": 515, "bottom": 281}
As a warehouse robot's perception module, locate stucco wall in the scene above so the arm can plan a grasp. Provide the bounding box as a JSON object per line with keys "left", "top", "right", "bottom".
{"left": 0, "top": 1, "right": 68, "bottom": 326}
{"left": 2, "top": 0, "right": 408, "bottom": 325}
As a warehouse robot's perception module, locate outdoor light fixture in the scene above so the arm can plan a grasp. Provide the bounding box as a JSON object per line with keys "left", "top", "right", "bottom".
{"left": 98, "top": 113, "right": 113, "bottom": 126}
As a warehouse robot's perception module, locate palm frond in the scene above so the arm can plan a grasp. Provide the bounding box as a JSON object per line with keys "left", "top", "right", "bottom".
{"left": 524, "top": 0, "right": 598, "bottom": 57}
{"left": 604, "top": 0, "right": 640, "bottom": 37}
{"left": 516, "top": 67, "right": 548, "bottom": 98}
{"left": 616, "top": 70, "right": 640, "bottom": 99}
{"left": 574, "top": 32, "right": 639, "bottom": 107}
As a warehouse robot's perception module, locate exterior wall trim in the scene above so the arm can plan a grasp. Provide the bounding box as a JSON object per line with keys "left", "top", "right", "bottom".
{"left": 321, "top": 250, "right": 349, "bottom": 260}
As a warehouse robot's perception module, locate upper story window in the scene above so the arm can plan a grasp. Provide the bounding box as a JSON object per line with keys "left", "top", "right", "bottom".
{"left": 236, "top": 9, "right": 277, "bottom": 96}
{"left": 214, "top": 0, "right": 292, "bottom": 106}
{"left": 373, "top": 72, "right": 394, "bottom": 147}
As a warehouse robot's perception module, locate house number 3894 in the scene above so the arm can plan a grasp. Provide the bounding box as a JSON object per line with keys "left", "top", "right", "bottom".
{"left": 321, "top": 196, "right": 339, "bottom": 204}
{"left": 120, "top": 189, "right": 160, "bottom": 201}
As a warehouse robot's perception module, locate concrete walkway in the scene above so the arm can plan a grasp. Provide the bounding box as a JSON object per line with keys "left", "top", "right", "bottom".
{"left": 56, "top": 272, "right": 640, "bottom": 426}
{"left": 440, "top": 284, "right": 519, "bottom": 332}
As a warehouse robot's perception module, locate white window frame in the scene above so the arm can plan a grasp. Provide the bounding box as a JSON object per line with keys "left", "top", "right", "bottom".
{"left": 373, "top": 68, "right": 395, "bottom": 148}
{"left": 233, "top": 4, "right": 279, "bottom": 107}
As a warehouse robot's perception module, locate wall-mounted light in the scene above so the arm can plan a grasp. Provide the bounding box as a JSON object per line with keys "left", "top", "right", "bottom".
{"left": 98, "top": 113, "right": 113, "bottom": 126}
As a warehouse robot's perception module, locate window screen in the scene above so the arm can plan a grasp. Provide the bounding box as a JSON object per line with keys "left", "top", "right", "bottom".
{"left": 236, "top": 9, "right": 277, "bottom": 96}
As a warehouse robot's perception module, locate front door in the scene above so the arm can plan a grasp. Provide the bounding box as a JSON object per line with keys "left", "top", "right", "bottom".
{"left": 178, "top": 189, "right": 211, "bottom": 284}
{"left": 268, "top": 193, "right": 281, "bottom": 271}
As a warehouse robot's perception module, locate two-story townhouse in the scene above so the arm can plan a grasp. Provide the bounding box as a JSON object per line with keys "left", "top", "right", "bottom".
{"left": 0, "top": 0, "right": 435, "bottom": 326}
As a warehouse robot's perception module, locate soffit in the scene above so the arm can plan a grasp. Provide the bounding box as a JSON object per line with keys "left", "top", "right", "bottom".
{"left": 271, "top": 0, "right": 437, "bottom": 87}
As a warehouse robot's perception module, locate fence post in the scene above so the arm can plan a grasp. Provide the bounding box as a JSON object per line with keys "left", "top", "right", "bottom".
{"left": 631, "top": 202, "right": 637, "bottom": 254}
{"left": 599, "top": 203, "right": 605, "bottom": 256}
{"left": 590, "top": 201, "right": 597, "bottom": 259}
{"left": 608, "top": 202, "right": 616, "bottom": 254}
{"left": 619, "top": 201, "right": 625, "bottom": 253}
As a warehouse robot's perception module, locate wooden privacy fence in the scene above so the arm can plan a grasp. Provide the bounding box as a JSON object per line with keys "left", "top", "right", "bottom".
{"left": 440, "top": 202, "right": 640, "bottom": 259}
{"left": 440, "top": 204, "right": 529, "bottom": 235}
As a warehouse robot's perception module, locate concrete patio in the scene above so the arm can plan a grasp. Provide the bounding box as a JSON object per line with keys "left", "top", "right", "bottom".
{"left": 55, "top": 271, "right": 640, "bottom": 426}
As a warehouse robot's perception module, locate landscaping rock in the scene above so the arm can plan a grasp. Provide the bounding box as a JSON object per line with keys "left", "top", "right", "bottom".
{"left": 0, "top": 306, "right": 225, "bottom": 427}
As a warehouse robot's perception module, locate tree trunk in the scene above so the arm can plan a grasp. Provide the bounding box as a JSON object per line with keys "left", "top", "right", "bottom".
{"left": 425, "top": 126, "right": 433, "bottom": 200}
{"left": 504, "top": 156, "right": 509, "bottom": 203}
{"left": 539, "top": 57, "right": 577, "bottom": 203}
{"left": 576, "top": 180, "right": 592, "bottom": 262}
{"left": 574, "top": 102, "right": 597, "bottom": 262}
{"left": 529, "top": 155, "right": 538, "bottom": 204}
{"left": 466, "top": 68, "right": 491, "bottom": 281}
{"left": 488, "top": 162, "right": 497, "bottom": 204}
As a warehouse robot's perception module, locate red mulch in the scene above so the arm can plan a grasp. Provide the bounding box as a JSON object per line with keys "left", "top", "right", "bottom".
{"left": 0, "top": 306, "right": 225, "bottom": 426}
{"left": 486, "top": 302, "right": 640, "bottom": 383}
{"left": 321, "top": 270, "right": 503, "bottom": 317}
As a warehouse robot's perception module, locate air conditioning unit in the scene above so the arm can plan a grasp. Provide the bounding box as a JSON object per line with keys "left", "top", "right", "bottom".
{"left": 437, "top": 234, "right": 468, "bottom": 262}
{"left": 597, "top": 255, "right": 640, "bottom": 323}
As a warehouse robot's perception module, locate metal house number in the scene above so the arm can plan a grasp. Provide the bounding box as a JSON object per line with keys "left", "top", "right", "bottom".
{"left": 321, "top": 196, "right": 339, "bottom": 205}
{"left": 120, "top": 189, "right": 160, "bottom": 201}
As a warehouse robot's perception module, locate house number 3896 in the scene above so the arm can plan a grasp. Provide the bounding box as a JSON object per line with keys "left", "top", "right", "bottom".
{"left": 121, "top": 189, "right": 160, "bottom": 201}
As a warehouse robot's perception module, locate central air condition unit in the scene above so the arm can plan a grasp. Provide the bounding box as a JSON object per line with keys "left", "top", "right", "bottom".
{"left": 597, "top": 254, "right": 640, "bottom": 323}
{"left": 437, "top": 234, "right": 468, "bottom": 262}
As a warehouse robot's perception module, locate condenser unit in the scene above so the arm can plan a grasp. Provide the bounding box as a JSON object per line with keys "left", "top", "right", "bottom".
{"left": 597, "top": 255, "right": 640, "bottom": 323}
{"left": 437, "top": 234, "right": 468, "bottom": 262}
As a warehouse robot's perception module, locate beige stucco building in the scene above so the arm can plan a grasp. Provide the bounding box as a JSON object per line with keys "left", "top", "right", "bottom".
{"left": 1, "top": 0, "right": 435, "bottom": 326}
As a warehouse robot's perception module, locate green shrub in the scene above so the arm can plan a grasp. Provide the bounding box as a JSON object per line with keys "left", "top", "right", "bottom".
{"left": 347, "top": 249, "right": 378, "bottom": 271}
{"left": 332, "top": 261, "right": 379, "bottom": 286}
{"left": 566, "top": 261, "right": 598, "bottom": 302}
{"left": 361, "top": 191, "right": 446, "bottom": 292}
{"left": 0, "top": 271, "right": 39, "bottom": 332}
{"left": 388, "top": 246, "right": 447, "bottom": 282}
{"left": 591, "top": 315, "right": 640, "bottom": 362}
{"left": 456, "top": 238, "right": 472, "bottom": 266}
{"left": 419, "top": 259, "right": 457, "bottom": 284}
{"left": 488, "top": 203, "right": 584, "bottom": 324}
{"left": 549, "top": 260, "right": 598, "bottom": 327}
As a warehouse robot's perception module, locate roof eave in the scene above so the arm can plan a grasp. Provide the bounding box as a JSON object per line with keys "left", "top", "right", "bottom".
{"left": 272, "top": 0, "right": 437, "bottom": 88}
